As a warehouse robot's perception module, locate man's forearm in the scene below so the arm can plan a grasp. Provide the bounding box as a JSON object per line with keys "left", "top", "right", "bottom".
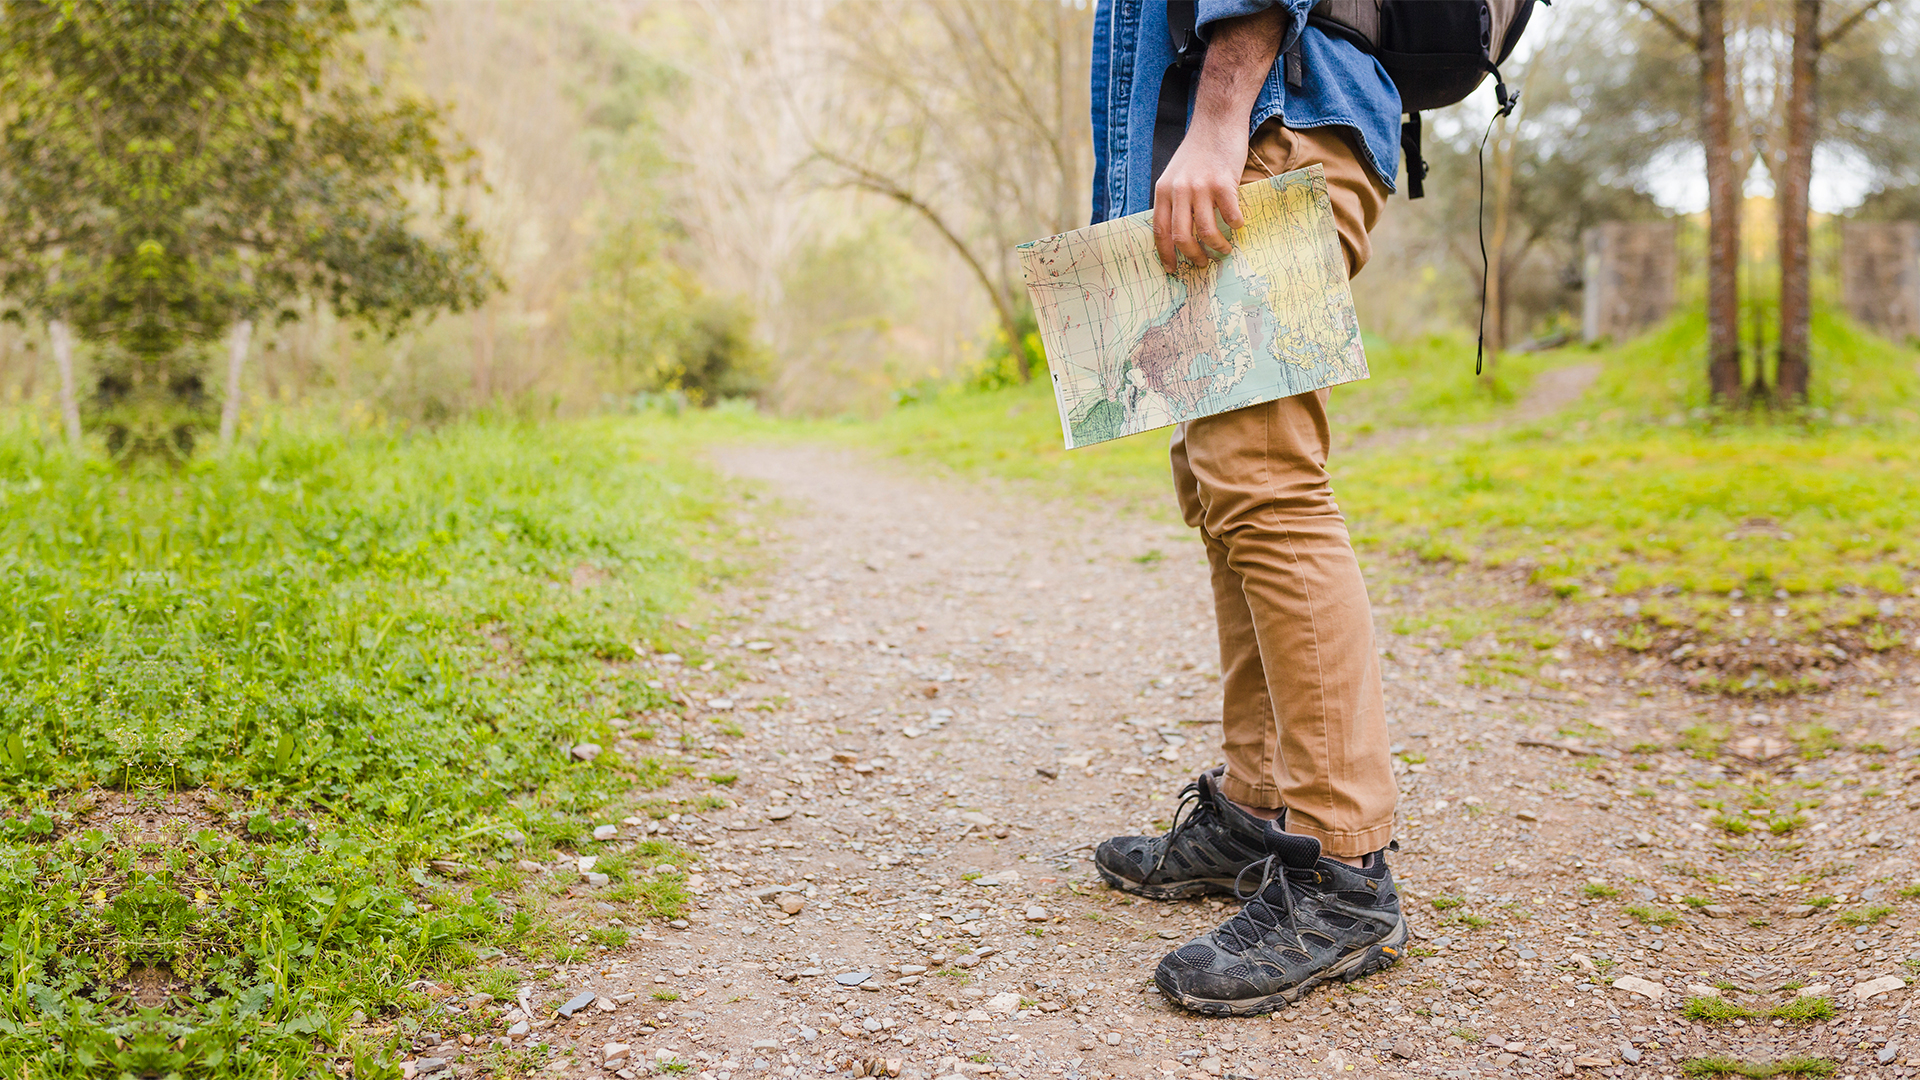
{"left": 1152, "top": 4, "right": 1286, "bottom": 270}
{"left": 1190, "top": 7, "right": 1285, "bottom": 135}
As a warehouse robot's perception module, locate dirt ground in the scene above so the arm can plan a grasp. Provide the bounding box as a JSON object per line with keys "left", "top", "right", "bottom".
{"left": 428, "top": 443, "right": 1920, "bottom": 1080}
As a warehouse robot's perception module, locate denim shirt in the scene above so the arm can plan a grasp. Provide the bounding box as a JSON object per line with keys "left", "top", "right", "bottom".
{"left": 1090, "top": 0, "right": 1401, "bottom": 224}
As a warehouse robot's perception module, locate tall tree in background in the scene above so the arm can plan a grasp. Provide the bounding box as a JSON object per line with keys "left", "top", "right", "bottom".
{"left": 809, "top": 0, "right": 1093, "bottom": 381}
{"left": 1774, "top": 0, "right": 1890, "bottom": 403}
{"left": 0, "top": 0, "right": 492, "bottom": 456}
{"left": 1636, "top": 0, "right": 1742, "bottom": 403}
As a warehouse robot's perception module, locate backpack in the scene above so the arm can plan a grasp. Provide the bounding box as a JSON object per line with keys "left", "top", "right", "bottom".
{"left": 1152, "top": 0, "right": 1543, "bottom": 198}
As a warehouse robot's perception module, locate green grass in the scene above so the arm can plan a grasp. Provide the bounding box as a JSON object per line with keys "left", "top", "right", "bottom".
{"left": 1582, "top": 883, "right": 1620, "bottom": 899}
{"left": 1684, "top": 996, "right": 1835, "bottom": 1026}
{"left": 1836, "top": 904, "right": 1894, "bottom": 927}
{"left": 1626, "top": 904, "right": 1682, "bottom": 927}
{"left": 1681, "top": 1056, "right": 1835, "bottom": 1078}
{"left": 0, "top": 415, "right": 739, "bottom": 1076}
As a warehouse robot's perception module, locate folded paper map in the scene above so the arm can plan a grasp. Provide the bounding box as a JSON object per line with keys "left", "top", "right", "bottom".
{"left": 1017, "top": 164, "right": 1366, "bottom": 449}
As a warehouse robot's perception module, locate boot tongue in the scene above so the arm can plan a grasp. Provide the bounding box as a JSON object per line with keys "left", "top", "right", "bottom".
{"left": 1263, "top": 826, "right": 1322, "bottom": 870}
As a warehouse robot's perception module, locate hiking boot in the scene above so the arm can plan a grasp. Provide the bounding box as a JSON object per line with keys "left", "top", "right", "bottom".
{"left": 1094, "top": 767, "right": 1282, "bottom": 900}
{"left": 1153, "top": 832, "right": 1407, "bottom": 1015}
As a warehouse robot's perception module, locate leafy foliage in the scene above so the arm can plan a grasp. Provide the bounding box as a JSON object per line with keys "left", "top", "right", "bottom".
{"left": 0, "top": 1, "right": 492, "bottom": 456}
{"left": 0, "top": 415, "right": 730, "bottom": 1074}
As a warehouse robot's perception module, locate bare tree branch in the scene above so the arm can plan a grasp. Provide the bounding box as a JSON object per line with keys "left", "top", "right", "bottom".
{"left": 1820, "top": 0, "right": 1891, "bottom": 49}
{"left": 1628, "top": 0, "right": 1701, "bottom": 49}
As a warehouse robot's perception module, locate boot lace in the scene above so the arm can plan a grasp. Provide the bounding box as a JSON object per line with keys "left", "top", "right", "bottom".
{"left": 1147, "top": 779, "right": 1217, "bottom": 876}
{"left": 1217, "top": 855, "right": 1312, "bottom": 954}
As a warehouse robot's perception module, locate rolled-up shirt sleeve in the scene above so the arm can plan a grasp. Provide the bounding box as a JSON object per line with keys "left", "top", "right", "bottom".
{"left": 1195, "top": 0, "right": 1317, "bottom": 53}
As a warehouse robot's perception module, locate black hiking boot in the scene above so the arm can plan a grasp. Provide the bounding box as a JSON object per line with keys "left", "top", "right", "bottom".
{"left": 1153, "top": 832, "right": 1407, "bottom": 1016}
{"left": 1094, "top": 767, "right": 1282, "bottom": 900}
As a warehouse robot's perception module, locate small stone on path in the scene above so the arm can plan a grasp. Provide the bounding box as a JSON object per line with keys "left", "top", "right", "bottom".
{"left": 1611, "top": 975, "right": 1664, "bottom": 1000}
{"left": 1855, "top": 975, "right": 1906, "bottom": 1000}
{"left": 569, "top": 743, "right": 601, "bottom": 762}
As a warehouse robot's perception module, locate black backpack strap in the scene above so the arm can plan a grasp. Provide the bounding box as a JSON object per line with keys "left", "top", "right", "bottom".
{"left": 1400, "top": 111, "right": 1426, "bottom": 199}
{"left": 1150, "top": 0, "right": 1205, "bottom": 188}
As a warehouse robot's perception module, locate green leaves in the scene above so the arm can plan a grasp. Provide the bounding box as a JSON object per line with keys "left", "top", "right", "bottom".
{"left": 0, "top": 0, "right": 495, "bottom": 457}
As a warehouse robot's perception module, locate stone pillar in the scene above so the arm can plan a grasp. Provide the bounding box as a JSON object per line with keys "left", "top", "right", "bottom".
{"left": 1841, "top": 222, "right": 1920, "bottom": 340}
{"left": 1581, "top": 222, "right": 1677, "bottom": 343}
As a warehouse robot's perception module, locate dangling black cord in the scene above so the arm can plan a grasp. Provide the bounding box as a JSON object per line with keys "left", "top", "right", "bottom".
{"left": 1476, "top": 78, "right": 1519, "bottom": 377}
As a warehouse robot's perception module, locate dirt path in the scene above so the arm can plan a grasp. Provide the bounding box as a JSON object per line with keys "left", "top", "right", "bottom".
{"left": 488, "top": 445, "right": 1919, "bottom": 1080}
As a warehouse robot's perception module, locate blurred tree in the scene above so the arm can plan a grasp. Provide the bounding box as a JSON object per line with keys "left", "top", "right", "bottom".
{"left": 1634, "top": 0, "right": 1743, "bottom": 403}
{"left": 808, "top": 0, "right": 1094, "bottom": 382}
{"left": 1774, "top": 0, "right": 1894, "bottom": 403}
{"left": 0, "top": 0, "right": 492, "bottom": 457}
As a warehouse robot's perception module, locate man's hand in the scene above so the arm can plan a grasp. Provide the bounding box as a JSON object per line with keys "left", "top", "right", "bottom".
{"left": 1152, "top": 6, "right": 1286, "bottom": 274}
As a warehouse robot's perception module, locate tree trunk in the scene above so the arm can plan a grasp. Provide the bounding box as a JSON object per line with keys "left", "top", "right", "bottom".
{"left": 1699, "top": 0, "right": 1743, "bottom": 404}
{"left": 48, "top": 319, "right": 81, "bottom": 449}
{"left": 218, "top": 318, "right": 254, "bottom": 449}
{"left": 1775, "top": 0, "right": 1820, "bottom": 404}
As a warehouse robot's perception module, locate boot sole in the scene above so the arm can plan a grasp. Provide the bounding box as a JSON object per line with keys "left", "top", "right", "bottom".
{"left": 1096, "top": 864, "right": 1242, "bottom": 900}
{"left": 1154, "top": 914, "right": 1410, "bottom": 1016}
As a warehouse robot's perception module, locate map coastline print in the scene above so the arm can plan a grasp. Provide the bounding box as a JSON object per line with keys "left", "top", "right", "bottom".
{"left": 1018, "top": 165, "right": 1367, "bottom": 449}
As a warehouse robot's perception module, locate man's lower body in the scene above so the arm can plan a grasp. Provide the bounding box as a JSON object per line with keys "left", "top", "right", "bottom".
{"left": 1095, "top": 121, "right": 1404, "bottom": 1014}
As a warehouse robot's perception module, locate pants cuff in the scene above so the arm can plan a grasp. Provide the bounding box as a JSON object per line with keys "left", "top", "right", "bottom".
{"left": 1283, "top": 818, "right": 1396, "bottom": 860}
{"left": 1218, "top": 770, "right": 1284, "bottom": 811}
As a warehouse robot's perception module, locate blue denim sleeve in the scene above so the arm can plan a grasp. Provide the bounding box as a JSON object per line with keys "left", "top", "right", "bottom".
{"left": 1195, "top": 0, "right": 1317, "bottom": 51}
{"left": 1090, "top": 0, "right": 1114, "bottom": 225}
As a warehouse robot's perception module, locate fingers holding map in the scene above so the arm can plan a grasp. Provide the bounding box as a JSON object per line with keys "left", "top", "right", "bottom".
{"left": 1018, "top": 165, "right": 1366, "bottom": 450}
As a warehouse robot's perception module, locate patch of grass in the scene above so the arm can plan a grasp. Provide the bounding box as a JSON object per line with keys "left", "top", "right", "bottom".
{"left": 0, "top": 416, "right": 741, "bottom": 1075}
{"left": 1685, "top": 992, "right": 1834, "bottom": 1023}
{"left": 1452, "top": 913, "right": 1493, "bottom": 930}
{"left": 1625, "top": 904, "right": 1683, "bottom": 927}
{"left": 1710, "top": 813, "right": 1752, "bottom": 836}
{"left": 1679, "top": 725, "right": 1733, "bottom": 759}
{"left": 1835, "top": 904, "right": 1893, "bottom": 927}
{"left": 1788, "top": 724, "right": 1841, "bottom": 757}
{"left": 1897, "top": 884, "right": 1920, "bottom": 899}
{"left": 1430, "top": 895, "right": 1465, "bottom": 911}
{"left": 1806, "top": 895, "right": 1838, "bottom": 909}
{"left": 1768, "top": 997, "right": 1834, "bottom": 1024}
{"left": 1681, "top": 896, "right": 1713, "bottom": 908}
{"left": 652, "top": 990, "right": 680, "bottom": 1002}
{"left": 1450, "top": 1026, "right": 1482, "bottom": 1042}
{"left": 1684, "top": 997, "right": 1754, "bottom": 1023}
{"left": 1681, "top": 1056, "right": 1835, "bottom": 1078}
{"left": 1582, "top": 883, "right": 1620, "bottom": 899}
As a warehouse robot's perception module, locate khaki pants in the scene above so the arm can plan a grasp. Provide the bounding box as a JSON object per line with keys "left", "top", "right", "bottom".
{"left": 1170, "top": 121, "right": 1395, "bottom": 857}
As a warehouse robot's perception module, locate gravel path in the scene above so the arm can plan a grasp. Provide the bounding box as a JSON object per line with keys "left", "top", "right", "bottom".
{"left": 451, "top": 444, "right": 1920, "bottom": 1080}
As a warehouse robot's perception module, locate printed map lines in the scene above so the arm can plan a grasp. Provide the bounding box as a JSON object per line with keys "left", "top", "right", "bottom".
{"left": 1018, "top": 165, "right": 1365, "bottom": 449}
